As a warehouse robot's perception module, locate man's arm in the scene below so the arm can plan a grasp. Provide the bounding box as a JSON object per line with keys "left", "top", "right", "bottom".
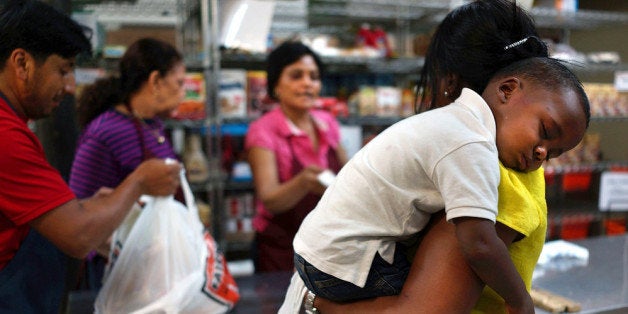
{"left": 29, "top": 158, "right": 181, "bottom": 258}
{"left": 453, "top": 217, "right": 534, "bottom": 314}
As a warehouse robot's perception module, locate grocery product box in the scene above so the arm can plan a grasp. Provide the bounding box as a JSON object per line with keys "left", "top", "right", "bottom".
{"left": 246, "top": 71, "right": 275, "bottom": 118}
{"left": 220, "top": 69, "right": 247, "bottom": 118}
{"left": 171, "top": 72, "right": 206, "bottom": 120}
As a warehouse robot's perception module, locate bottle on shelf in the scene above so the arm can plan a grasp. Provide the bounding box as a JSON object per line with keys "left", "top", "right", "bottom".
{"left": 183, "top": 133, "right": 210, "bottom": 184}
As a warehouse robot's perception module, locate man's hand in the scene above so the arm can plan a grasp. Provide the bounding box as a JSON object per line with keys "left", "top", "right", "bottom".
{"left": 135, "top": 158, "right": 182, "bottom": 196}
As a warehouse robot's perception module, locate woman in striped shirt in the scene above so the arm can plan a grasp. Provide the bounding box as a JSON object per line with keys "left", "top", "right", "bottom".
{"left": 69, "top": 37, "right": 186, "bottom": 289}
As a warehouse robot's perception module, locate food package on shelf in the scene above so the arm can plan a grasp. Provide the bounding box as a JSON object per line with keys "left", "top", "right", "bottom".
{"left": 171, "top": 72, "right": 206, "bottom": 120}
{"left": 355, "top": 23, "right": 393, "bottom": 57}
{"left": 219, "top": 69, "right": 247, "bottom": 118}
{"left": 246, "top": 71, "right": 275, "bottom": 118}
{"left": 224, "top": 193, "right": 255, "bottom": 243}
{"left": 375, "top": 86, "right": 402, "bottom": 117}
{"left": 583, "top": 83, "right": 628, "bottom": 117}
{"left": 357, "top": 86, "right": 377, "bottom": 116}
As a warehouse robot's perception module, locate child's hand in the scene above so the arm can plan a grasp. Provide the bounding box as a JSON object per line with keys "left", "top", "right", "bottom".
{"left": 453, "top": 217, "right": 533, "bottom": 314}
{"left": 506, "top": 293, "right": 535, "bottom": 314}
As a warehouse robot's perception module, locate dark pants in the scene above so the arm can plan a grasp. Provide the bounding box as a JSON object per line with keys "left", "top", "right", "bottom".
{"left": 0, "top": 229, "right": 67, "bottom": 314}
{"left": 294, "top": 243, "right": 411, "bottom": 302}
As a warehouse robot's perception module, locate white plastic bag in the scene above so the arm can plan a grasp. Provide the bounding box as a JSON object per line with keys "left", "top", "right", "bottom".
{"left": 102, "top": 199, "right": 143, "bottom": 282}
{"left": 95, "top": 170, "right": 239, "bottom": 314}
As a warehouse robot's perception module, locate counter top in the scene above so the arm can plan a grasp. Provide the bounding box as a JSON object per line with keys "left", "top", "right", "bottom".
{"left": 67, "top": 235, "right": 628, "bottom": 313}
{"left": 65, "top": 270, "right": 293, "bottom": 314}
{"left": 230, "top": 270, "right": 292, "bottom": 313}
{"left": 231, "top": 235, "right": 628, "bottom": 313}
{"left": 532, "top": 234, "right": 628, "bottom": 313}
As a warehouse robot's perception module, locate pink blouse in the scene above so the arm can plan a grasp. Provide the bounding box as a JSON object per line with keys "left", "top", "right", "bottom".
{"left": 244, "top": 107, "right": 341, "bottom": 232}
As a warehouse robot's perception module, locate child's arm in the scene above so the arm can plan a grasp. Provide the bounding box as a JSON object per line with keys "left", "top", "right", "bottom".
{"left": 452, "top": 216, "right": 535, "bottom": 314}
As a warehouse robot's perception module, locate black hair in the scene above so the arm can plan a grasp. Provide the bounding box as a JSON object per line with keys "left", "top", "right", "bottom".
{"left": 416, "top": 0, "right": 548, "bottom": 112}
{"left": 494, "top": 57, "right": 591, "bottom": 127}
{"left": 0, "top": 0, "right": 92, "bottom": 67}
{"left": 266, "top": 41, "right": 324, "bottom": 101}
{"left": 77, "top": 38, "right": 182, "bottom": 128}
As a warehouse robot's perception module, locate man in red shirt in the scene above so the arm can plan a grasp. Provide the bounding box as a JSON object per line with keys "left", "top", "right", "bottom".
{"left": 0, "top": 1, "right": 181, "bottom": 312}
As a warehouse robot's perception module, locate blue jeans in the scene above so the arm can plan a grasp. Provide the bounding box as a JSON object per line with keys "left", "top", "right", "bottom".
{"left": 294, "top": 243, "right": 410, "bottom": 302}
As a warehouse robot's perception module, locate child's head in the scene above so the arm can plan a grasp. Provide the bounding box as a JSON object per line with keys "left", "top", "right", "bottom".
{"left": 482, "top": 57, "right": 590, "bottom": 172}
{"left": 416, "top": 0, "right": 547, "bottom": 112}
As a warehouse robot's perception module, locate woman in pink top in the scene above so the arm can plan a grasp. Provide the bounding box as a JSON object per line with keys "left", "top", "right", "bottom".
{"left": 245, "top": 41, "right": 347, "bottom": 272}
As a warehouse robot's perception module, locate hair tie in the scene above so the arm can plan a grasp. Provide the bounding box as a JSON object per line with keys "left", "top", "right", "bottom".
{"left": 504, "top": 37, "right": 531, "bottom": 51}
{"left": 504, "top": 36, "right": 543, "bottom": 50}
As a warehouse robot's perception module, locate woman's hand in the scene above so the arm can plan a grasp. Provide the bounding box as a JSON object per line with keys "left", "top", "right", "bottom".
{"left": 299, "top": 165, "right": 327, "bottom": 195}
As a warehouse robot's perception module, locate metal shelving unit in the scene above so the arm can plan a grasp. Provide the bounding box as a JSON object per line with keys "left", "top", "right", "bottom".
{"left": 77, "top": 0, "right": 180, "bottom": 27}
{"left": 307, "top": 0, "right": 628, "bottom": 26}
{"left": 75, "top": 0, "right": 628, "bottom": 246}
{"left": 530, "top": 6, "right": 628, "bottom": 29}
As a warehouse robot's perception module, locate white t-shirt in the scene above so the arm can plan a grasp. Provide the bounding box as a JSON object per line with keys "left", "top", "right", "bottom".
{"left": 293, "top": 88, "right": 500, "bottom": 288}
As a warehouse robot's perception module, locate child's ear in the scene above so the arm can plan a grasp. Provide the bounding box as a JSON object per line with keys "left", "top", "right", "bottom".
{"left": 497, "top": 77, "right": 521, "bottom": 104}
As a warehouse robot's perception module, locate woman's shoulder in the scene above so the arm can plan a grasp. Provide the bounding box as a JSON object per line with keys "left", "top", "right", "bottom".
{"left": 248, "top": 108, "right": 284, "bottom": 131}
{"left": 83, "top": 110, "right": 134, "bottom": 139}
{"left": 310, "top": 109, "right": 340, "bottom": 132}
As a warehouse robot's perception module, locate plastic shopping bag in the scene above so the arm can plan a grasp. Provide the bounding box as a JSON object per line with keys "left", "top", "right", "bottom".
{"left": 94, "top": 170, "right": 239, "bottom": 314}
{"left": 102, "top": 200, "right": 143, "bottom": 282}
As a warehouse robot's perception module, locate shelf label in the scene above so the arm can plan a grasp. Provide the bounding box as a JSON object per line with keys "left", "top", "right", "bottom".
{"left": 599, "top": 171, "right": 628, "bottom": 211}
{"left": 615, "top": 71, "right": 628, "bottom": 92}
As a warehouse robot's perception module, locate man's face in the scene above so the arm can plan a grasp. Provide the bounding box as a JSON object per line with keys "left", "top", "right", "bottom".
{"left": 22, "top": 54, "right": 75, "bottom": 119}
{"left": 488, "top": 78, "right": 588, "bottom": 172}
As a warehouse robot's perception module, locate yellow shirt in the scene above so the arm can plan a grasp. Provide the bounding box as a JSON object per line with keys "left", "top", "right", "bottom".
{"left": 472, "top": 164, "right": 547, "bottom": 314}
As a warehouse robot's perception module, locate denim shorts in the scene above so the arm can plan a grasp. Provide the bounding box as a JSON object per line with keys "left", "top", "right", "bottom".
{"left": 294, "top": 243, "right": 411, "bottom": 302}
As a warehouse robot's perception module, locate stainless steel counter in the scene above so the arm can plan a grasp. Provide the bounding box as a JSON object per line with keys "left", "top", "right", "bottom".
{"left": 67, "top": 235, "right": 628, "bottom": 313}
{"left": 232, "top": 234, "right": 628, "bottom": 314}
{"left": 533, "top": 235, "right": 628, "bottom": 314}
{"left": 65, "top": 271, "right": 293, "bottom": 314}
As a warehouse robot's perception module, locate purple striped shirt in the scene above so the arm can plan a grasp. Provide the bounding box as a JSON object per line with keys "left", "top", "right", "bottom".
{"left": 69, "top": 109, "right": 178, "bottom": 199}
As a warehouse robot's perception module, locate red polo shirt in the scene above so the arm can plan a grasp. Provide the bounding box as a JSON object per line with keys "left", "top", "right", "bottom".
{"left": 0, "top": 96, "right": 75, "bottom": 270}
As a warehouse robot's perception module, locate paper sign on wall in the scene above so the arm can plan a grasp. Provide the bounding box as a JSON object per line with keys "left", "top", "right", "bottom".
{"left": 598, "top": 171, "right": 628, "bottom": 211}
